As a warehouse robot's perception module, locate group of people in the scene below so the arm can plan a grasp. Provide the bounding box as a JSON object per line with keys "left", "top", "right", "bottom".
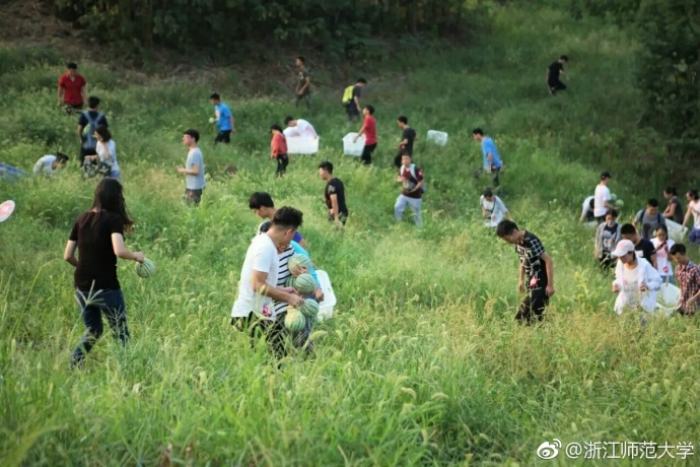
{"left": 46, "top": 54, "right": 699, "bottom": 369}
{"left": 585, "top": 171, "right": 700, "bottom": 318}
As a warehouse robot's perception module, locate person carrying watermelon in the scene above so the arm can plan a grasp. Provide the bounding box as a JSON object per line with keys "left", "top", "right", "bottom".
{"left": 230, "top": 207, "right": 305, "bottom": 358}
{"left": 63, "top": 178, "right": 146, "bottom": 368}
{"left": 342, "top": 78, "right": 367, "bottom": 122}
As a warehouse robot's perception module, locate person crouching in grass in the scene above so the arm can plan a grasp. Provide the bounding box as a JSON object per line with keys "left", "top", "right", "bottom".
{"left": 496, "top": 220, "right": 555, "bottom": 324}
{"left": 63, "top": 178, "right": 145, "bottom": 368}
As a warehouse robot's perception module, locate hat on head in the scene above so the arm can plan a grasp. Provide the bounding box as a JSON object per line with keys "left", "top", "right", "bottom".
{"left": 611, "top": 239, "right": 636, "bottom": 258}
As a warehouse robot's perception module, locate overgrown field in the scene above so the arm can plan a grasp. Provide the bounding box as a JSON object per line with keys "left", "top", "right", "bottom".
{"left": 1, "top": 5, "right": 698, "bottom": 466}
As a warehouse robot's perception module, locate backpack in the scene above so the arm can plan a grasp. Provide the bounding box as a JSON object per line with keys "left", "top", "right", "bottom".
{"left": 81, "top": 111, "right": 104, "bottom": 150}
{"left": 341, "top": 85, "right": 354, "bottom": 104}
{"left": 407, "top": 163, "right": 426, "bottom": 193}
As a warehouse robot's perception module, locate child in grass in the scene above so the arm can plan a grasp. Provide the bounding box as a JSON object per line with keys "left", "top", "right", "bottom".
{"left": 651, "top": 226, "right": 674, "bottom": 283}
{"left": 270, "top": 124, "right": 288, "bottom": 177}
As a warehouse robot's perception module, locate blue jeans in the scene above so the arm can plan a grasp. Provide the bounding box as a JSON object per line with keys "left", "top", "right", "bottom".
{"left": 71, "top": 288, "right": 129, "bottom": 366}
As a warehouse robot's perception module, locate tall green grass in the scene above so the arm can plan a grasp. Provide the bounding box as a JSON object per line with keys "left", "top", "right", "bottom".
{"left": 1, "top": 4, "right": 698, "bottom": 466}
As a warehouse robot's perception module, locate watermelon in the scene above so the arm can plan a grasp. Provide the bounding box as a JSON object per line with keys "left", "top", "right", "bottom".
{"left": 135, "top": 258, "right": 156, "bottom": 278}
{"left": 299, "top": 299, "right": 319, "bottom": 320}
{"left": 288, "top": 254, "right": 313, "bottom": 274}
{"left": 284, "top": 307, "right": 306, "bottom": 331}
{"left": 291, "top": 273, "right": 316, "bottom": 295}
{"left": 614, "top": 199, "right": 624, "bottom": 208}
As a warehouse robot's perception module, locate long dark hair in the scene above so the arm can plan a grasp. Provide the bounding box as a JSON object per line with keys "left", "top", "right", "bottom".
{"left": 91, "top": 178, "right": 133, "bottom": 231}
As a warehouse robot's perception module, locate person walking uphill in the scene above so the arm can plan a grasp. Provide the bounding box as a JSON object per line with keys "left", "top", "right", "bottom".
{"left": 497, "top": 220, "right": 555, "bottom": 324}
{"left": 294, "top": 56, "right": 312, "bottom": 108}
{"left": 78, "top": 96, "right": 108, "bottom": 165}
{"left": 177, "top": 129, "right": 205, "bottom": 205}
{"left": 472, "top": 128, "right": 503, "bottom": 188}
{"left": 394, "top": 152, "right": 424, "bottom": 226}
{"left": 270, "top": 124, "right": 288, "bottom": 177}
{"left": 355, "top": 105, "right": 377, "bottom": 165}
{"left": 318, "top": 161, "right": 348, "bottom": 226}
{"left": 63, "top": 178, "right": 146, "bottom": 368}
{"left": 57, "top": 62, "right": 87, "bottom": 113}
{"left": 209, "top": 93, "right": 235, "bottom": 144}
{"left": 547, "top": 55, "right": 568, "bottom": 95}
{"left": 342, "top": 78, "right": 367, "bottom": 122}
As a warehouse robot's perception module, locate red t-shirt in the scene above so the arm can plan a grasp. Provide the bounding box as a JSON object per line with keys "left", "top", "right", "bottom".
{"left": 58, "top": 73, "right": 86, "bottom": 106}
{"left": 271, "top": 133, "right": 287, "bottom": 157}
{"left": 364, "top": 115, "right": 377, "bottom": 145}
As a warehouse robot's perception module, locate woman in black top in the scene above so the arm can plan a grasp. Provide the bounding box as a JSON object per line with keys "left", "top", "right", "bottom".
{"left": 63, "top": 178, "right": 145, "bottom": 367}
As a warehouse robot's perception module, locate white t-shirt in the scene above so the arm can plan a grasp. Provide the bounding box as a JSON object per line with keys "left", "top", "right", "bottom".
{"left": 96, "top": 140, "right": 119, "bottom": 174}
{"left": 480, "top": 195, "right": 508, "bottom": 224}
{"left": 33, "top": 155, "right": 56, "bottom": 175}
{"left": 594, "top": 183, "right": 611, "bottom": 218}
{"left": 690, "top": 200, "right": 700, "bottom": 229}
{"left": 651, "top": 238, "right": 674, "bottom": 277}
{"left": 284, "top": 119, "right": 317, "bottom": 139}
{"left": 620, "top": 263, "right": 642, "bottom": 307}
{"left": 581, "top": 195, "right": 595, "bottom": 218}
{"left": 231, "top": 234, "right": 279, "bottom": 320}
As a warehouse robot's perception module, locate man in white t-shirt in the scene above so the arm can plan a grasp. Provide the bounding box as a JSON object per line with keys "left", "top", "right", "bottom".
{"left": 33, "top": 153, "right": 69, "bottom": 176}
{"left": 231, "top": 206, "right": 304, "bottom": 357}
{"left": 594, "top": 171, "right": 614, "bottom": 221}
{"left": 283, "top": 116, "right": 318, "bottom": 139}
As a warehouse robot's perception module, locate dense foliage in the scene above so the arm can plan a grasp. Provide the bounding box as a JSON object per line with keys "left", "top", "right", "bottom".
{"left": 49, "top": 0, "right": 478, "bottom": 59}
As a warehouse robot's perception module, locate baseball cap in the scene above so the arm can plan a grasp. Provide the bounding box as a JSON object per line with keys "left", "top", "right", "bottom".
{"left": 611, "top": 239, "right": 635, "bottom": 258}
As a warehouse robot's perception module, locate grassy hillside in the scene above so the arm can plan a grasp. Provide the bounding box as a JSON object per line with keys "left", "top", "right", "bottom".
{"left": 1, "top": 4, "right": 698, "bottom": 466}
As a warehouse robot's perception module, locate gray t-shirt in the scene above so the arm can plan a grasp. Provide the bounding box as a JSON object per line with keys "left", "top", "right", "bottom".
{"left": 635, "top": 209, "right": 665, "bottom": 240}
{"left": 185, "top": 147, "right": 205, "bottom": 190}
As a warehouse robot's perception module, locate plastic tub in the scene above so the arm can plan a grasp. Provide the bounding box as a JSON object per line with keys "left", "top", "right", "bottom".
{"left": 316, "top": 270, "right": 336, "bottom": 321}
{"left": 286, "top": 136, "right": 319, "bottom": 155}
{"left": 427, "top": 130, "right": 448, "bottom": 146}
{"left": 656, "top": 283, "right": 680, "bottom": 317}
{"left": 666, "top": 219, "right": 688, "bottom": 243}
{"left": 343, "top": 132, "right": 365, "bottom": 156}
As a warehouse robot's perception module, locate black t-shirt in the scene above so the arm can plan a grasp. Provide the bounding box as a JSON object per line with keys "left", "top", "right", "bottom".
{"left": 352, "top": 85, "right": 362, "bottom": 101}
{"left": 325, "top": 178, "right": 348, "bottom": 215}
{"left": 635, "top": 238, "right": 656, "bottom": 264}
{"left": 668, "top": 196, "right": 684, "bottom": 224}
{"left": 401, "top": 127, "right": 416, "bottom": 155}
{"left": 69, "top": 210, "right": 125, "bottom": 290}
{"left": 548, "top": 62, "right": 563, "bottom": 83}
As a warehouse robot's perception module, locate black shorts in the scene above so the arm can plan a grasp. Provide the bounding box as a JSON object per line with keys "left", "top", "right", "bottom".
{"left": 215, "top": 130, "right": 232, "bottom": 144}
{"left": 185, "top": 188, "right": 203, "bottom": 205}
{"left": 346, "top": 102, "right": 359, "bottom": 118}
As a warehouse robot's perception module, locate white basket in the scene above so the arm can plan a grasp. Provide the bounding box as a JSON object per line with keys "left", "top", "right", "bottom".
{"left": 286, "top": 136, "right": 319, "bottom": 155}
{"left": 656, "top": 283, "right": 680, "bottom": 316}
{"left": 343, "top": 132, "right": 365, "bottom": 157}
{"left": 427, "top": 130, "right": 448, "bottom": 146}
{"left": 316, "top": 270, "right": 336, "bottom": 321}
{"left": 666, "top": 219, "right": 688, "bottom": 243}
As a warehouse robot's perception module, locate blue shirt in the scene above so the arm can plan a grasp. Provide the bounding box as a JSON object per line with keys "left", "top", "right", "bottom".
{"left": 215, "top": 103, "right": 233, "bottom": 131}
{"left": 481, "top": 137, "right": 502, "bottom": 170}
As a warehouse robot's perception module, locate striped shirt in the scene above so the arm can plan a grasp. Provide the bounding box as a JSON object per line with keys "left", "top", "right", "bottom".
{"left": 273, "top": 246, "right": 295, "bottom": 316}
{"left": 515, "top": 231, "right": 548, "bottom": 288}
